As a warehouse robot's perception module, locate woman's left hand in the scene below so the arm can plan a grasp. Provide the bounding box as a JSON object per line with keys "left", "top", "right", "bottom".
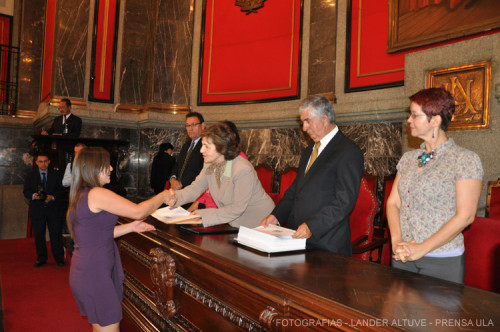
{"left": 130, "top": 218, "right": 156, "bottom": 233}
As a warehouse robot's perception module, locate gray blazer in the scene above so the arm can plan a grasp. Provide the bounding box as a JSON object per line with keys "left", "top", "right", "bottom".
{"left": 175, "top": 156, "right": 275, "bottom": 228}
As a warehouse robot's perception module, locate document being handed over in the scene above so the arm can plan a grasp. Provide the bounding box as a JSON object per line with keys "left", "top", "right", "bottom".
{"left": 151, "top": 206, "right": 202, "bottom": 224}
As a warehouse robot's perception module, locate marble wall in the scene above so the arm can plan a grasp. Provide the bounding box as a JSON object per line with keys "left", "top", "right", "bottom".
{"left": 17, "top": 0, "right": 88, "bottom": 109}
{"left": 119, "top": 0, "right": 149, "bottom": 105}
{"left": 52, "top": 0, "right": 89, "bottom": 99}
{"left": 0, "top": 119, "right": 402, "bottom": 190}
{"left": 74, "top": 123, "right": 141, "bottom": 196}
{"left": 136, "top": 121, "right": 402, "bottom": 197}
{"left": 0, "top": 124, "right": 34, "bottom": 185}
{"left": 137, "top": 127, "right": 178, "bottom": 195}
{"left": 119, "top": 0, "right": 194, "bottom": 106}
{"left": 17, "top": 0, "right": 45, "bottom": 112}
{"left": 152, "top": 0, "right": 193, "bottom": 105}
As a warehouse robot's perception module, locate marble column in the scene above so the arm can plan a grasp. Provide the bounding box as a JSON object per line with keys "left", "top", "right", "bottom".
{"left": 152, "top": 0, "right": 194, "bottom": 105}
{"left": 119, "top": 0, "right": 149, "bottom": 105}
{"left": 119, "top": 0, "right": 194, "bottom": 107}
{"left": 308, "top": 0, "right": 337, "bottom": 95}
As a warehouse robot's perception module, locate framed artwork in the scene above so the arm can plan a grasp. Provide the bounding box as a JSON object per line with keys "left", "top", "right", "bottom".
{"left": 388, "top": 0, "right": 500, "bottom": 53}
{"left": 198, "top": 0, "right": 302, "bottom": 105}
{"left": 345, "top": 0, "right": 405, "bottom": 92}
{"left": 426, "top": 60, "right": 491, "bottom": 130}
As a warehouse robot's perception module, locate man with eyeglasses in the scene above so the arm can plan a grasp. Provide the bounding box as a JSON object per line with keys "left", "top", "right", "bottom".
{"left": 170, "top": 113, "right": 206, "bottom": 198}
{"left": 23, "top": 152, "right": 65, "bottom": 267}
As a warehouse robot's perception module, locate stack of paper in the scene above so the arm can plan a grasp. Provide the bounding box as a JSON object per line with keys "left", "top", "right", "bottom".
{"left": 151, "top": 206, "right": 202, "bottom": 224}
{"left": 236, "top": 225, "right": 306, "bottom": 253}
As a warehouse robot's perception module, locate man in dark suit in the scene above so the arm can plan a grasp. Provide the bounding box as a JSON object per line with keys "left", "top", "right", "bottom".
{"left": 261, "top": 95, "right": 364, "bottom": 256}
{"left": 42, "top": 98, "right": 82, "bottom": 137}
{"left": 150, "top": 142, "right": 176, "bottom": 194}
{"left": 170, "top": 112, "right": 205, "bottom": 191}
{"left": 23, "top": 152, "right": 65, "bottom": 267}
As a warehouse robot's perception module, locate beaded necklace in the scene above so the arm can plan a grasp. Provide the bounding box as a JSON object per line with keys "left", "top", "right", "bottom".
{"left": 417, "top": 150, "right": 435, "bottom": 168}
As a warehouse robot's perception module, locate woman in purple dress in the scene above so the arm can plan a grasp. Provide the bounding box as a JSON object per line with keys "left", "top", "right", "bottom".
{"left": 67, "top": 147, "right": 167, "bottom": 331}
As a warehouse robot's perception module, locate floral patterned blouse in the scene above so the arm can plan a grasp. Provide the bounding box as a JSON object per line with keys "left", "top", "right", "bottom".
{"left": 397, "top": 138, "right": 483, "bottom": 254}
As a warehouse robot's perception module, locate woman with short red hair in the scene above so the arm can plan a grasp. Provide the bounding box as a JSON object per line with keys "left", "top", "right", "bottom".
{"left": 387, "top": 87, "right": 483, "bottom": 283}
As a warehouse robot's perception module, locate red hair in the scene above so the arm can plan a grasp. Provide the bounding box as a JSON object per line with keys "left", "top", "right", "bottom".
{"left": 409, "top": 88, "right": 455, "bottom": 131}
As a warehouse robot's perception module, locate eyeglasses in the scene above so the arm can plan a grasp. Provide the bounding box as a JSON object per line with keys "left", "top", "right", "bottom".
{"left": 408, "top": 112, "right": 426, "bottom": 119}
{"left": 185, "top": 123, "right": 201, "bottom": 128}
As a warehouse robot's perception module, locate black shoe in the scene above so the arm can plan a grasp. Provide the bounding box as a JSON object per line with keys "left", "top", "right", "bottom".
{"left": 57, "top": 261, "right": 65, "bottom": 267}
{"left": 34, "top": 261, "right": 46, "bottom": 267}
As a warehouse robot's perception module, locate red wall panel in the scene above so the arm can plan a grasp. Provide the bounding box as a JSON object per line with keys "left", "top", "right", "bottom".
{"left": 41, "top": 0, "right": 56, "bottom": 102}
{"left": 91, "top": 0, "right": 118, "bottom": 102}
{"left": 0, "top": 15, "right": 11, "bottom": 103}
{"left": 199, "top": 0, "right": 302, "bottom": 104}
{"left": 347, "top": 0, "right": 405, "bottom": 91}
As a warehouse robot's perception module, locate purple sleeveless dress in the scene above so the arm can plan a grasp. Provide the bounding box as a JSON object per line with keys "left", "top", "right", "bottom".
{"left": 69, "top": 188, "right": 125, "bottom": 326}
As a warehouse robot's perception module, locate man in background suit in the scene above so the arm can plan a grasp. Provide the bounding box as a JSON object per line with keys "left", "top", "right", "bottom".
{"left": 150, "top": 142, "right": 176, "bottom": 194}
{"left": 42, "top": 98, "right": 82, "bottom": 137}
{"left": 261, "top": 95, "right": 364, "bottom": 256}
{"left": 170, "top": 112, "right": 205, "bottom": 191}
{"left": 23, "top": 152, "right": 65, "bottom": 267}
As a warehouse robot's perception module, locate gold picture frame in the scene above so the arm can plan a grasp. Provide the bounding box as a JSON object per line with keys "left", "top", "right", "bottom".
{"left": 388, "top": 0, "right": 500, "bottom": 53}
{"left": 426, "top": 60, "right": 491, "bottom": 131}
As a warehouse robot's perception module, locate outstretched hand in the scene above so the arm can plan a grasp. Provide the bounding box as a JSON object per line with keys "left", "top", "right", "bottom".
{"left": 130, "top": 218, "right": 156, "bottom": 233}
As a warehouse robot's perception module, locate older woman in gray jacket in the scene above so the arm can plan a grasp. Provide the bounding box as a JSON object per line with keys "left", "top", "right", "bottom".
{"left": 166, "top": 122, "right": 275, "bottom": 228}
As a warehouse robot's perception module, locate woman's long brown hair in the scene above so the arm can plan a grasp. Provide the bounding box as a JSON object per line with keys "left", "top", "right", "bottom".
{"left": 66, "top": 147, "right": 110, "bottom": 237}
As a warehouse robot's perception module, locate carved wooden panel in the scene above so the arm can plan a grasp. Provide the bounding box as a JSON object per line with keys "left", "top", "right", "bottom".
{"left": 150, "top": 248, "right": 177, "bottom": 319}
{"left": 117, "top": 219, "right": 500, "bottom": 332}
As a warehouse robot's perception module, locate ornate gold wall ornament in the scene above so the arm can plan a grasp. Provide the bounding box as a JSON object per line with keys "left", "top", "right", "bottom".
{"left": 235, "top": 0, "right": 266, "bottom": 15}
{"left": 426, "top": 60, "right": 491, "bottom": 131}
